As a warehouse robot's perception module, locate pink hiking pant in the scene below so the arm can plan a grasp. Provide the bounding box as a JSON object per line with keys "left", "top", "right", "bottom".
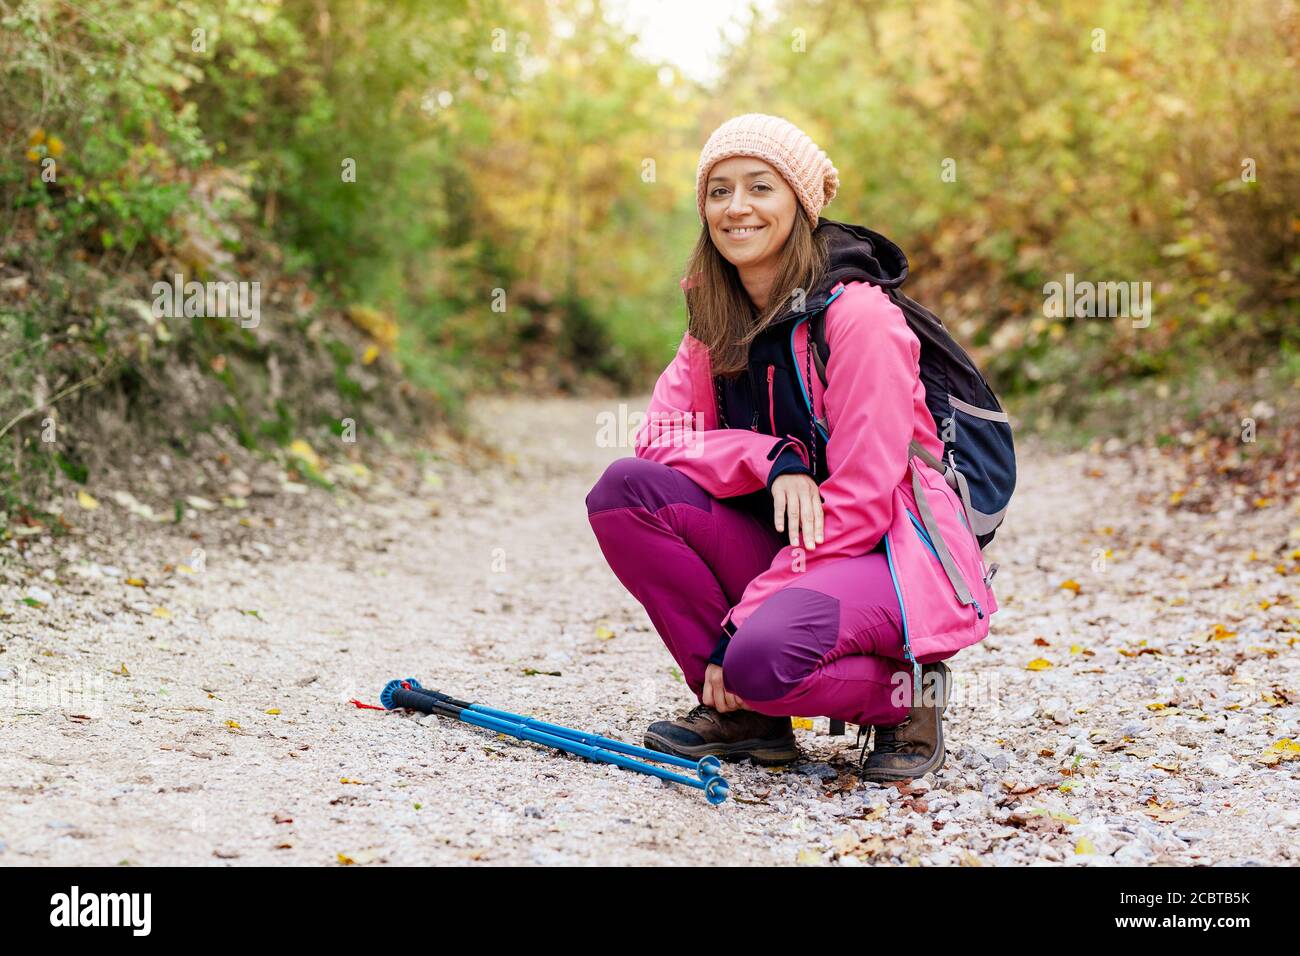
{"left": 586, "top": 456, "right": 916, "bottom": 728}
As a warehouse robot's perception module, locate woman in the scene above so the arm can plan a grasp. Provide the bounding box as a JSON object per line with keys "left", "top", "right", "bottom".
{"left": 586, "top": 113, "right": 998, "bottom": 781}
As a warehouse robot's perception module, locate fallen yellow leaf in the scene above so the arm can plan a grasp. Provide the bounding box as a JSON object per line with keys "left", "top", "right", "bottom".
{"left": 1257, "top": 738, "right": 1300, "bottom": 766}
{"left": 361, "top": 344, "right": 380, "bottom": 365}
{"left": 1059, "top": 579, "right": 1081, "bottom": 593}
{"left": 1074, "top": 837, "right": 1097, "bottom": 855}
{"left": 225, "top": 720, "right": 240, "bottom": 729}
{"left": 791, "top": 717, "right": 814, "bottom": 731}
{"left": 1026, "top": 658, "right": 1053, "bottom": 671}
{"left": 288, "top": 439, "right": 322, "bottom": 470}
{"left": 265, "top": 707, "right": 281, "bottom": 715}
{"left": 77, "top": 491, "right": 99, "bottom": 510}
{"left": 1143, "top": 806, "right": 1190, "bottom": 822}
{"left": 125, "top": 577, "right": 147, "bottom": 587}
{"left": 151, "top": 607, "right": 172, "bottom": 619}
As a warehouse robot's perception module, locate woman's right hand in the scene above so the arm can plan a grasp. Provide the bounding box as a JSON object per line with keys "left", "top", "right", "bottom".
{"left": 771, "top": 472, "right": 824, "bottom": 551}
{"left": 703, "top": 663, "right": 745, "bottom": 713}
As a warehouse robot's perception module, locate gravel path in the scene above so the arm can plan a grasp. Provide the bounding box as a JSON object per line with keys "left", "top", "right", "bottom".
{"left": 1, "top": 393, "right": 1297, "bottom": 865}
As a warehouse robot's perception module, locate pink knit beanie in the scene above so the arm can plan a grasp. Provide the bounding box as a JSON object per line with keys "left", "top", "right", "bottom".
{"left": 695, "top": 113, "right": 839, "bottom": 229}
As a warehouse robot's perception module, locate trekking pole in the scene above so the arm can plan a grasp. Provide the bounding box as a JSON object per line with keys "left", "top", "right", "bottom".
{"left": 380, "top": 679, "right": 730, "bottom": 805}
{"left": 386, "top": 678, "right": 723, "bottom": 781}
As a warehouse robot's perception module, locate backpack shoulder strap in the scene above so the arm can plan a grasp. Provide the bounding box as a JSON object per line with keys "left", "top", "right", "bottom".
{"left": 809, "top": 309, "right": 830, "bottom": 390}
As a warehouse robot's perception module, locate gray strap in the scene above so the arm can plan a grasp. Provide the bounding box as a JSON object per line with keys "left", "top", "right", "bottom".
{"left": 910, "top": 439, "right": 988, "bottom": 541}
{"left": 810, "top": 312, "right": 828, "bottom": 388}
{"left": 812, "top": 339, "right": 827, "bottom": 388}
{"left": 908, "top": 439, "right": 945, "bottom": 473}
{"left": 949, "top": 465, "right": 980, "bottom": 537}
{"left": 910, "top": 458, "right": 976, "bottom": 609}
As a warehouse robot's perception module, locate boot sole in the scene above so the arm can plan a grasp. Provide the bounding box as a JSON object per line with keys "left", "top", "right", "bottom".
{"left": 861, "top": 661, "right": 952, "bottom": 783}
{"left": 642, "top": 731, "right": 799, "bottom": 767}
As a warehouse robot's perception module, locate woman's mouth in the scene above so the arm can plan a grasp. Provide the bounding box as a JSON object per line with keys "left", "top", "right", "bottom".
{"left": 725, "top": 225, "right": 766, "bottom": 241}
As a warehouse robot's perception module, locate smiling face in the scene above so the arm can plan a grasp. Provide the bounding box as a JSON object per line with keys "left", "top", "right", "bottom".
{"left": 704, "top": 156, "right": 799, "bottom": 276}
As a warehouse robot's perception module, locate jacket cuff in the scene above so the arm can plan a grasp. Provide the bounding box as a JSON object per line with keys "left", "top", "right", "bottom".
{"left": 707, "top": 618, "right": 739, "bottom": 667}
{"left": 766, "top": 444, "right": 813, "bottom": 491}
{"left": 764, "top": 434, "right": 806, "bottom": 489}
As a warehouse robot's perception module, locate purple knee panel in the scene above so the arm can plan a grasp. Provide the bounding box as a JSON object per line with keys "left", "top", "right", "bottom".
{"left": 585, "top": 455, "right": 713, "bottom": 516}
{"left": 722, "top": 588, "right": 840, "bottom": 701}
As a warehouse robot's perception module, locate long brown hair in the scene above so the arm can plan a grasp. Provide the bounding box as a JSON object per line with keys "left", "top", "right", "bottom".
{"left": 683, "top": 214, "right": 829, "bottom": 378}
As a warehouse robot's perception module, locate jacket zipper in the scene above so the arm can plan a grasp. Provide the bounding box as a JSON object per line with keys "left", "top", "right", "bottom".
{"left": 747, "top": 367, "right": 759, "bottom": 430}
{"left": 766, "top": 364, "right": 776, "bottom": 434}
{"left": 883, "top": 531, "right": 922, "bottom": 701}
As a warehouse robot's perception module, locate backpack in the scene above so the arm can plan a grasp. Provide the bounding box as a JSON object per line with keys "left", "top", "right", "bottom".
{"left": 809, "top": 286, "right": 1016, "bottom": 550}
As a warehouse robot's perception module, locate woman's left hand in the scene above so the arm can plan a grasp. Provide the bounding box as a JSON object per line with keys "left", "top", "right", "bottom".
{"left": 772, "top": 472, "right": 824, "bottom": 551}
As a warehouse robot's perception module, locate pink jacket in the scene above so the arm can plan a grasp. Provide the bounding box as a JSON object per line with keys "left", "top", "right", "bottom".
{"left": 633, "top": 277, "right": 999, "bottom": 675}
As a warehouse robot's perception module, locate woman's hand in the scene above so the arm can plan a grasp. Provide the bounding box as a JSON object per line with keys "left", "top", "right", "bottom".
{"left": 703, "top": 663, "right": 747, "bottom": 713}
{"left": 771, "top": 472, "right": 824, "bottom": 551}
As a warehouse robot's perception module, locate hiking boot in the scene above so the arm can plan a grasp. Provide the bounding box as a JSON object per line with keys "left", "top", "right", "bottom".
{"left": 644, "top": 703, "right": 799, "bottom": 766}
{"left": 860, "top": 661, "right": 952, "bottom": 782}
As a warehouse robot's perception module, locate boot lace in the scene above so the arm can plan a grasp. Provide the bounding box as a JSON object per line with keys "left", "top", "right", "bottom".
{"left": 859, "top": 717, "right": 914, "bottom": 767}
{"left": 684, "top": 703, "right": 716, "bottom": 724}
{"left": 871, "top": 723, "right": 907, "bottom": 754}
